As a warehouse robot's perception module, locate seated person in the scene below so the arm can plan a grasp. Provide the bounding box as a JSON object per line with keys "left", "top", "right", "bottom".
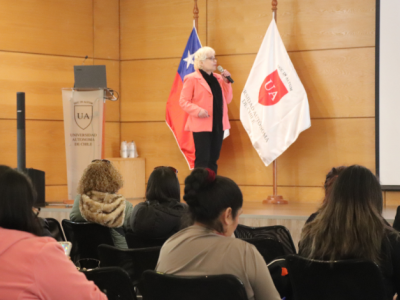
{"left": 299, "top": 165, "right": 400, "bottom": 300}
{"left": 305, "top": 166, "right": 346, "bottom": 224}
{"left": 129, "top": 166, "right": 188, "bottom": 238}
{"left": 0, "top": 165, "right": 106, "bottom": 300}
{"left": 70, "top": 159, "right": 133, "bottom": 248}
{"left": 156, "top": 168, "right": 281, "bottom": 300}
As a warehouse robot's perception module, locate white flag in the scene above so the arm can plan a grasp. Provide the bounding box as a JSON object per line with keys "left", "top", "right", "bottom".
{"left": 240, "top": 19, "right": 311, "bottom": 166}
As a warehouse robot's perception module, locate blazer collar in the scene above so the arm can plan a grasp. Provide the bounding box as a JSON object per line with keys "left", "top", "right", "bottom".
{"left": 194, "top": 70, "right": 212, "bottom": 95}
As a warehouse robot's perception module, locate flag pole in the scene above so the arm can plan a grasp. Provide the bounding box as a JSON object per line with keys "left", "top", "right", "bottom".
{"left": 193, "top": 0, "right": 199, "bottom": 32}
{"left": 263, "top": 0, "right": 288, "bottom": 205}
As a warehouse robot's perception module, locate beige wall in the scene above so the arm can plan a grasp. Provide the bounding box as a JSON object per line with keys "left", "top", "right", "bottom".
{"left": 0, "top": 0, "right": 120, "bottom": 202}
{"left": 1, "top": 0, "right": 398, "bottom": 206}
{"left": 120, "top": 0, "right": 397, "bottom": 204}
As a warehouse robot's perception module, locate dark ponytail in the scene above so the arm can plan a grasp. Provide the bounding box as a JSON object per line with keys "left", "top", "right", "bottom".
{"left": 183, "top": 168, "right": 243, "bottom": 233}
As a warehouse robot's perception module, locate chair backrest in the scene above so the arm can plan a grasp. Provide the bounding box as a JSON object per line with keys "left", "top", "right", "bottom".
{"left": 139, "top": 270, "right": 248, "bottom": 300}
{"left": 243, "top": 237, "right": 286, "bottom": 264}
{"left": 235, "top": 224, "right": 296, "bottom": 254}
{"left": 44, "top": 218, "right": 65, "bottom": 241}
{"left": 285, "top": 255, "right": 386, "bottom": 300}
{"left": 98, "top": 244, "right": 161, "bottom": 286}
{"left": 82, "top": 267, "right": 137, "bottom": 300}
{"left": 125, "top": 231, "right": 168, "bottom": 249}
{"left": 62, "top": 219, "right": 114, "bottom": 262}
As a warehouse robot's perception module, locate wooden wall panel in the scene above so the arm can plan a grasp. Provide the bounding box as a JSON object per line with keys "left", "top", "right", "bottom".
{"left": 121, "top": 119, "right": 374, "bottom": 192}
{"left": 46, "top": 185, "right": 68, "bottom": 203}
{"left": 217, "top": 47, "right": 374, "bottom": 121}
{"left": 120, "top": 47, "right": 374, "bottom": 123}
{"left": 0, "top": 0, "right": 93, "bottom": 57}
{"left": 278, "top": 118, "right": 375, "bottom": 186}
{"left": 94, "top": 59, "right": 120, "bottom": 122}
{"left": 0, "top": 52, "right": 92, "bottom": 121}
{"left": 120, "top": 58, "right": 180, "bottom": 122}
{"left": 385, "top": 192, "right": 400, "bottom": 207}
{"left": 94, "top": 0, "right": 120, "bottom": 60}
{"left": 105, "top": 122, "right": 121, "bottom": 158}
{"left": 120, "top": 0, "right": 207, "bottom": 60}
{"left": 121, "top": 121, "right": 193, "bottom": 184}
{"left": 0, "top": 120, "right": 66, "bottom": 185}
{"left": 207, "top": 0, "right": 375, "bottom": 55}
{"left": 279, "top": 187, "right": 324, "bottom": 204}
{"left": 0, "top": 120, "right": 120, "bottom": 200}
{"left": 121, "top": 121, "right": 274, "bottom": 185}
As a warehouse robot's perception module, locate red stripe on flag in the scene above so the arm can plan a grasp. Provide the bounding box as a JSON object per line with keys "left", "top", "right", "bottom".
{"left": 166, "top": 73, "right": 195, "bottom": 169}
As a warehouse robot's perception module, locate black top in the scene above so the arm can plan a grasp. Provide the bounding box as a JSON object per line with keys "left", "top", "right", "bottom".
{"left": 300, "top": 218, "right": 400, "bottom": 299}
{"left": 199, "top": 69, "right": 223, "bottom": 132}
{"left": 129, "top": 199, "right": 188, "bottom": 239}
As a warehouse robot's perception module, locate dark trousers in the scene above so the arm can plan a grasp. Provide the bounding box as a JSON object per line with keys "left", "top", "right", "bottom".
{"left": 193, "top": 129, "right": 224, "bottom": 174}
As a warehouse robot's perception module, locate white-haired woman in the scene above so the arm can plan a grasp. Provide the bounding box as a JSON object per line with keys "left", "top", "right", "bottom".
{"left": 179, "top": 46, "right": 233, "bottom": 174}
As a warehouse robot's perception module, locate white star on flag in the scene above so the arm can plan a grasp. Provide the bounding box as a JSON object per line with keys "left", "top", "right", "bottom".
{"left": 183, "top": 50, "right": 195, "bottom": 69}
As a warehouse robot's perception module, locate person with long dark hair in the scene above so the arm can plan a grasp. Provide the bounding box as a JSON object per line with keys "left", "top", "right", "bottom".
{"left": 305, "top": 166, "right": 346, "bottom": 224}
{"left": 156, "top": 168, "right": 281, "bottom": 300}
{"left": 129, "top": 166, "right": 187, "bottom": 238}
{"left": 299, "top": 165, "right": 400, "bottom": 300}
{"left": 0, "top": 166, "right": 106, "bottom": 300}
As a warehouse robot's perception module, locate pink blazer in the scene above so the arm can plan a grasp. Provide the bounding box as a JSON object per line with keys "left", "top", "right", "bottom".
{"left": 179, "top": 70, "right": 233, "bottom": 132}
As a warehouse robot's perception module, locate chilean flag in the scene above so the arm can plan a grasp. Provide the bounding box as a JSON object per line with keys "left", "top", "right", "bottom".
{"left": 166, "top": 27, "right": 202, "bottom": 169}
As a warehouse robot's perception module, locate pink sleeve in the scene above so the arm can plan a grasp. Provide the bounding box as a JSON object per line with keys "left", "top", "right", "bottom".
{"left": 222, "top": 80, "right": 233, "bottom": 104}
{"left": 179, "top": 75, "right": 202, "bottom": 117}
{"left": 34, "top": 242, "right": 107, "bottom": 300}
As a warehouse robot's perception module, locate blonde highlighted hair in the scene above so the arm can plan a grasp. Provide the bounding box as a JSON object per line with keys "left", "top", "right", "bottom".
{"left": 77, "top": 161, "right": 123, "bottom": 194}
{"left": 194, "top": 46, "right": 215, "bottom": 70}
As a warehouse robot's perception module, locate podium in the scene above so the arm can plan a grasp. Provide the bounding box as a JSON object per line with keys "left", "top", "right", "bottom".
{"left": 62, "top": 88, "right": 105, "bottom": 200}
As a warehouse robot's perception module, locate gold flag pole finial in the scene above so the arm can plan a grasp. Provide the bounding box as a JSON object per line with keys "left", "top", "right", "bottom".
{"left": 193, "top": 0, "right": 199, "bottom": 32}
{"left": 272, "top": 0, "right": 278, "bottom": 22}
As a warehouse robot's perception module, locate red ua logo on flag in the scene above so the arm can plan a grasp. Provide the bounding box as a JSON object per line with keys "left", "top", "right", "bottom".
{"left": 258, "top": 69, "right": 288, "bottom": 106}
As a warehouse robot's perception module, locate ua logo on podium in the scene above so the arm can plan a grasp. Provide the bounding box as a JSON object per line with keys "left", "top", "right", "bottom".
{"left": 74, "top": 105, "right": 93, "bottom": 130}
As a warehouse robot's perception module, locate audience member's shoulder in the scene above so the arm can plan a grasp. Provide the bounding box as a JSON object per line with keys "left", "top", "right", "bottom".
{"left": 0, "top": 227, "right": 57, "bottom": 252}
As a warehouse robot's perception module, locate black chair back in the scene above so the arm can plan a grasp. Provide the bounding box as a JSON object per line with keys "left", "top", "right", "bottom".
{"left": 82, "top": 267, "right": 137, "bottom": 300}
{"left": 98, "top": 244, "right": 161, "bottom": 286}
{"left": 286, "top": 255, "right": 386, "bottom": 300}
{"left": 243, "top": 237, "right": 285, "bottom": 264}
{"left": 126, "top": 231, "right": 168, "bottom": 249}
{"left": 235, "top": 224, "right": 296, "bottom": 254}
{"left": 139, "top": 270, "right": 248, "bottom": 300}
{"left": 45, "top": 218, "right": 65, "bottom": 241}
{"left": 62, "top": 219, "right": 114, "bottom": 263}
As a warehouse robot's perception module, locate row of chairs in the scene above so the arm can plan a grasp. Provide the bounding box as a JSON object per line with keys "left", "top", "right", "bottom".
{"left": 82, "top": 252, "right": 387, "bottom": 300}
{"left": 46, "top": 218, "right": 297, "bottom": 264}
{"left": 46, "top": 218, "right": 387, "bottom": 300}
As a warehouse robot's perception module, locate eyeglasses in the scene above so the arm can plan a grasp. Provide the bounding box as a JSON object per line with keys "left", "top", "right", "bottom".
{"left": 91, "top": 159, "right": 110, "bottom": 164}
{"left": 206, "top": 57, "right": 217, "bottom": 61}
{"left": 154, "top": 166, "right": 178, "bottom": 174}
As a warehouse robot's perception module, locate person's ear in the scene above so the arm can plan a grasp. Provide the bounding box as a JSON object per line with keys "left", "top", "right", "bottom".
{"left": 221, "top": 207, "right": 233, "bottom": 226}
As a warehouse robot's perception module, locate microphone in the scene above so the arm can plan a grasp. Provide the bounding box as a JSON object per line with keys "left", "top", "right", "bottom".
{"left": 217, "top": 66, "right": 234, "bottom": 83}
{"left": 82, "top": 55, "right": 88, "bottom": 65}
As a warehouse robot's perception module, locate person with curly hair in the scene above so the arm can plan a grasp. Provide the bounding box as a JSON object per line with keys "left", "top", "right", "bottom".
{"left": 70, "top": 159, "right": 133, "bottom": 248}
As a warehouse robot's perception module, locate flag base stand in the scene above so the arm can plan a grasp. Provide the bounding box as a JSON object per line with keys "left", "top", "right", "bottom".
{"left": 263, "top": 195, "right": 288, "bottom": 204}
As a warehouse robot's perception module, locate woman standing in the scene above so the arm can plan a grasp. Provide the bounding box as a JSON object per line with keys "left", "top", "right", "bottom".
{"left": 179, "top": 46, "right": 233, "bottom": 174}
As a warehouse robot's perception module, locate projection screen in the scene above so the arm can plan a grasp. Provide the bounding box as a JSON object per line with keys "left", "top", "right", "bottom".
{"left": 376, "top": 0, "right": 400, "bottom": 190}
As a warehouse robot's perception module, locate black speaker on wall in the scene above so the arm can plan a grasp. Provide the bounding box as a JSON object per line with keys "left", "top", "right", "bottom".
{"left": 16, "top": 92, "right": 46, "bottom": 207}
